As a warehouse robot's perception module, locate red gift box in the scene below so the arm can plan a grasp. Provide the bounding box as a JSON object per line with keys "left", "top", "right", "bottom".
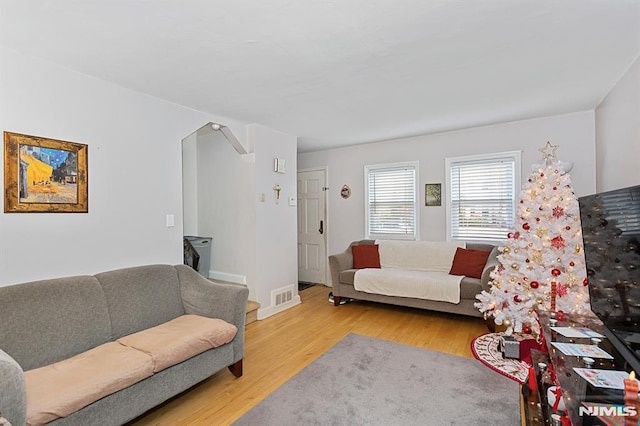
{"left": 520, "top": 338, "right": 543, "bottom": 364}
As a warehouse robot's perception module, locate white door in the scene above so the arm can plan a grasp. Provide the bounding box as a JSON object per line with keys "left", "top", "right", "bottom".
{"left": 297, "top": 169, "right": 327, "bottom": 284}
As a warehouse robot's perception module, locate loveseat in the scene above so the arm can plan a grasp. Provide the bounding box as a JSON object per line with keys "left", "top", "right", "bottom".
{"left": 329, "top": 240, "right": 499, "bottom": 317}
{"left": 0, "top": 264, "right": 249, "bottom": 426}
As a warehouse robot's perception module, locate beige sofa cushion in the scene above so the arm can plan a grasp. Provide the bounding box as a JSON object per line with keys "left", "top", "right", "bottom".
{"left": 25, "top": 342, "right": 154, "bottom": 426}
{"left": 339, "top": 268, "right": 482, "bottom": 300}
{"left": 117, "top": 314, "right": 238, "bottom": 372}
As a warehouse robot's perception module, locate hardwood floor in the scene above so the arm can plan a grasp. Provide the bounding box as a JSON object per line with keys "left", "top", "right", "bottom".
{"left": 129, "top": 285, "right": 488, "bottom": 426}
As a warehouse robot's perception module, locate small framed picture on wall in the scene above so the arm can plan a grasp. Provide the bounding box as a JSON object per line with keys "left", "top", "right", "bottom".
{"left": 425, "top": 183, "right": 441, "bottom": 207}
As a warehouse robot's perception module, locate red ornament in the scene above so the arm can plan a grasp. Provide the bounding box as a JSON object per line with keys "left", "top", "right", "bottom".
{"left": 530, "top": 281, "right": 539, "bottom": 289}
{"left": 514, "top": 295, "right": 521, "bottom": 303}
{"left": 541, "top": 172, "right": 545, "bottom": 177}
{"left": 552, "top": 268, "right": 561, "bottom": 277}
{"left": 526, "top": 258, "right": 530, "bottom": 263}
{"left": 557, "top": 283, "right": 568, "bottom": 297}
{"left": 565, "top": 226, "right": 571, "bottom": 230}
{"left": 523, "top": 325, "right": 532, "bottom": 334}
{"left": 513, "top": 232, "right": 520, "bottom": 239}
{"left": 523, "top": 223, "right": 531, "bottom": 230}
{"left": 556, "top": 311, "right": 567, "bottom": 321}
{"left": 553, "top": 206, "right": 565, "bottom": 218}
{"left": 536, "top": 217, "right": 541, "bottom": 222}
{"left": 553, "top": 186, "right": 557, "bottom": 190}
{"left": 507, "top": 232, "right": 513, "bottom": 238}
{"left": 583, "top": 278, "right": 589, "bottom": 286}
{"left": 551, "top": 236, "right": 566, "bottom": 249}
{"left": 569, "top": 261, "right": 575, "bottom": 267}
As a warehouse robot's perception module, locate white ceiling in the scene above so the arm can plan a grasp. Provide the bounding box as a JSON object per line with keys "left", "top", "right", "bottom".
{"left": 1, "top": 1, "right": 639, "bottom": 152}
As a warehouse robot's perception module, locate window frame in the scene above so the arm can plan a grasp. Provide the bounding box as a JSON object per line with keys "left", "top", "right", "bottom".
{"left": 445, "top": 151, "right": 521, "bottom": 243}
{"left": 364, "top": 161, "right": 420, "bottom": 241}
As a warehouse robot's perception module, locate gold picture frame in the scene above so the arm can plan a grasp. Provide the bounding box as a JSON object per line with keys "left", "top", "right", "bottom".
{"left": 425, "top": 183, "right": 441, "bottom": 207}
{"left": 4, "top": 132, "right": 88, "bottom": 213}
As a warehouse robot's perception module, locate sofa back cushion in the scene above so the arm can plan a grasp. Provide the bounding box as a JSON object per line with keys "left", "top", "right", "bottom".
{"left": 0, "top": 276, "right": 111, "bottom": 370}
{"left": 95, "top": 265, "right": 185, "bottom": 340}
{"left": 467, "top": 242, "right": 495, "bottom": 252}
{"left": 377, "top": 240, "right": 466, "bottom": 272}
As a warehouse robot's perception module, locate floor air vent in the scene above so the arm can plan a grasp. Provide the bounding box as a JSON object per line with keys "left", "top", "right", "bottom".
{"left": 273, "top": 285, "right": 294, "bottom": 306}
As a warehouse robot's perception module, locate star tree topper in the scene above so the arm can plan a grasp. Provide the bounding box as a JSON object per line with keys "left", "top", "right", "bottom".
{"left": 539, "top": 141, "right": 559, "bottom": 163}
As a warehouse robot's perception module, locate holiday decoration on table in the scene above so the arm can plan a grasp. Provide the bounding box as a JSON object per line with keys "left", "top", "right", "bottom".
{"left": 623, "top": 371, "right": 639, "bottom": 426}
{"left": 475, "top": 142, "right": 590, "bottom": 336}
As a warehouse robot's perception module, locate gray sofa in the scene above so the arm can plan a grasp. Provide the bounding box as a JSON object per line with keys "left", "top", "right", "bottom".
{"left": 329, "top": 240, "right": 499, "bottom": 317}
{"left": 0, "top": 264, "right": 248, "bottom": 426}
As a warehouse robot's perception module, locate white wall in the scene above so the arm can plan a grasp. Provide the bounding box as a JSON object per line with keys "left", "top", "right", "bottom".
{"left": 196, "top": 131, "right": 255, "bottom": 285}
{"left": 298, "top": 111, "right": 596, "bottom": 269}
{"left": 0, "top": 48, "right": 301, "bottom": 317}
{"left": 250, "top": 124, "right": 299, "bottom": 318}
{"left": 0, "top": 47, "right": 221, "bottom": 285}
{"left": 182, "top": 132, "right": 199, "bottom": 236}
{"left": 595, "top": 56, "right": 640, "bottom": 192}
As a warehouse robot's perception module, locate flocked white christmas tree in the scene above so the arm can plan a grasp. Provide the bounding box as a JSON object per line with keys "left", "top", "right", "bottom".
{"left": 475, "top": 142, "right": 590, "bottom": 336}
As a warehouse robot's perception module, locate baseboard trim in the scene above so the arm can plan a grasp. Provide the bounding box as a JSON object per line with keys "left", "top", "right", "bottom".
{"left": 209, "top": 271, "right": 246, "bottom": 284}
{"left": 257, "top": 295, "right": 301, "bottom": 320}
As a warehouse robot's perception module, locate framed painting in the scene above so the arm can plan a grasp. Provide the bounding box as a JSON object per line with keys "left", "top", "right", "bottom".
{"left": 425, "top": 183, "right": 441, "bottom": 207}
{"left": 4, "top": 132, "right": 88, "bottom": 213}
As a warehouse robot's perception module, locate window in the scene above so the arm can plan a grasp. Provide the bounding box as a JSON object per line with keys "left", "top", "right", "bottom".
{"left": 365, "top": 161, "right": 419, "bottom": 240}
{"left": 446, "top": 151, "right": 521, "bottom": 242}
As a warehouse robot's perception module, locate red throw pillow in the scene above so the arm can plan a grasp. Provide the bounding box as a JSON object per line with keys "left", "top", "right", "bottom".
{"left": 448, "top": 247, "right": 491, "bottom": 279}
{"left": 352, "top": 244, "right": 381, "bottom": 269}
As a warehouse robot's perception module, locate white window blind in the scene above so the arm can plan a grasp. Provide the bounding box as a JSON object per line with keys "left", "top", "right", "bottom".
{"left": 447, "top": 152, "right": 520, "bottom": 242}
{"left": 365, "top": 162, "right": 418, "bottom": 240}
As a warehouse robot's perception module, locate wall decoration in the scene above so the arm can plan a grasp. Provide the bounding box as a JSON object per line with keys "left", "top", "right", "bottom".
{"left": 274, "top": 158, "right": 286, "bottom": 173}
{"left": 425, "top": 183, "right": 441, "bottom": 206}
{"left": 273, "top": 184, "right": 281, "bottom": 203}
{"left": 340, "top": 184, "right": 351, "bottom": 199}
{"left": 4, "top": 132, "right": 88, "bottom": 213}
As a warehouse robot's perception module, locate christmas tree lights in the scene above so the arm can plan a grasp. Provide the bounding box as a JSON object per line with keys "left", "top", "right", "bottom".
{"left": 475, "top": 142, "right": 590, "bottom": 336}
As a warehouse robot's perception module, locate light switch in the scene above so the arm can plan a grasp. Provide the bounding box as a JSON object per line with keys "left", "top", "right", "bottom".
{"left": 166, "top": 214, "right": 175, "bottom": 227}
{"left": 288, "top": 197, "right": 297, "bottom": 206}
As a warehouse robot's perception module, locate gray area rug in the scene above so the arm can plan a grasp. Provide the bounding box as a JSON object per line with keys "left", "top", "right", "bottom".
{"left": 233, "top": 333, "right": 520, "bottom": 426}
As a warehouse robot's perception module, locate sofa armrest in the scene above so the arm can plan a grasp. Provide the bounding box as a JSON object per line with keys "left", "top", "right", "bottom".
{"left": 480, "top": 246, "right": 500, "bottom": 292}
{"left": 328, "top": 239, "right": 377, "bottom": 286}
{"left": 0, "top": 349, "right": 26, "bottom": 426}
{"left": 177, "top": 265, "right": 249, "bottom": 364}
{"left": 176, "top": 265, "right": 249, "bottom": 326}
{"left": 328, "top": 251, "right": 352, "bottom": 286}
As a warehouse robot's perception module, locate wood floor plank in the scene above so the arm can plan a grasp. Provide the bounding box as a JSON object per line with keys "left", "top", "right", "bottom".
{"left": 128, "top": 285, "right": 489, "bottom": 426}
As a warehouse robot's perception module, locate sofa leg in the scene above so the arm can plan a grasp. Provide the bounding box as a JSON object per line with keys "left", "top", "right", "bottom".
{"left": 333, "top": 295, "right": 341, "bottom": 306}
{"left": 228, "top": 359, "right": 243, "bottom": 378}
